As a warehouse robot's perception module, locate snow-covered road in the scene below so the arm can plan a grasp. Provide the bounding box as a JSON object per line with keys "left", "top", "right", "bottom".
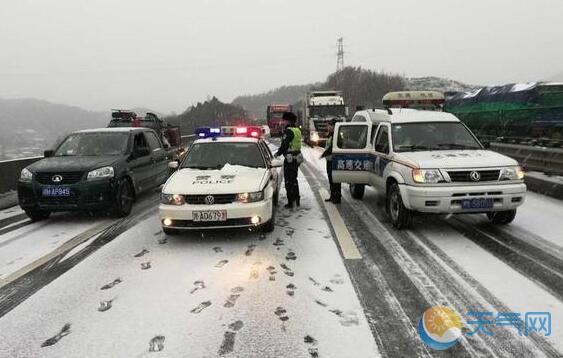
{"left": 0, "top": 143, "right": 562, "bottom": 357}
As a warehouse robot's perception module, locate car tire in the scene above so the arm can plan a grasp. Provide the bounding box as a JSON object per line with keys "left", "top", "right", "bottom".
{"left": 350, "top": 184, "right": 365, "bottom": 200}
{"left": 386, "top": 182, "right": 413, "bottom": 229}
{"left": 113, "top": 179, "right": 134, "bottom": 217}
{"left": 260, "top": 203, "right": 276, "bottom": 233}
{"left": 487, "top": 209, "right": 517, "bottom": 225}
{"left": 163, "top": 227, "right": 179, "bottom": 235}
{"left": 25, "top": 209, "right": 51, "bottom": 221}
{"left": 273, "top": 188, "right": 279, "bottom": 206}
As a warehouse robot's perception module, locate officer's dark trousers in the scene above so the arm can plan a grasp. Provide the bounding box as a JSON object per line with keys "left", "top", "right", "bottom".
{"left": 326, "top": 160, "right": 341, "bottom": 201}
{"left": 283, "top": 159, "right": 300, "bottom": 205}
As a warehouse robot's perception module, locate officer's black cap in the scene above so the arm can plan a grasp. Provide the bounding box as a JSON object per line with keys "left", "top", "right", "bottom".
{"left": 282, "top": 112, "right": 297, "bottom": 122}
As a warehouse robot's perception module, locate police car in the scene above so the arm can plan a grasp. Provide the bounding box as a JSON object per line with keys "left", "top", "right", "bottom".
{"left": 331, "top": 109, "right": 526, "bottom": 228}
{"left": 159, "top": 126, "right": 282, "bottom": 234}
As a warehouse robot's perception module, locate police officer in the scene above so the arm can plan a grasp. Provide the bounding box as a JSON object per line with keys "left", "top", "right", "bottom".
{"left": 275, "top": 112, "right": 303, "bottom": 208}
{"left": 320, "top": 118, "right": 341, "bottom": 204}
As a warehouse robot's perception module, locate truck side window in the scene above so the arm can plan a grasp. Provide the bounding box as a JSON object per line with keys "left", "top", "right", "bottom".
{"left": 337, "top": 125, "right": 368, "bottom": 149}
{"left": 374, "top": 126, "right": 390, "bottom": 154}
{"left": 133, "top": 133, "right": 150, "bottom": 156}
{"left": 145, "top": 132, "right": 162, "bottom": 151}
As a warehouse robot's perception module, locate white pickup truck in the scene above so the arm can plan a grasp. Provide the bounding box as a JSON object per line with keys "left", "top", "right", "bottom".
{"left": 331, "top": 108, "right": 526, "bottom": 228}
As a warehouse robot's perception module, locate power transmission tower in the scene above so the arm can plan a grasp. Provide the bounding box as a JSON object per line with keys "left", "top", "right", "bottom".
{"left": 336, "top": 37, "right": 344, "bottom": 72}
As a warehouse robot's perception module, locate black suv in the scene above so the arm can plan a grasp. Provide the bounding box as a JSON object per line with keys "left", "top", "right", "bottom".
{"left": 18, "top": 128, "right": 168, "bottom": 220}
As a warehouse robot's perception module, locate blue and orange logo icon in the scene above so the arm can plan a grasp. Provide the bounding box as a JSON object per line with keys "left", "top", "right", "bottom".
{"left": 418, "top": 306, "right": 463, "bottom": 350}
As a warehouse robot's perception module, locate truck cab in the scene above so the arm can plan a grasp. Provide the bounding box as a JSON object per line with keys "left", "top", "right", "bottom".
{"left": 331, "top": 108, "right": 526, "bottom": 228}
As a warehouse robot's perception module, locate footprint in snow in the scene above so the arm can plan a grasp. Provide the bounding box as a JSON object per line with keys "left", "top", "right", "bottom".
{"left": 213, "top": 246, "right": 223, "bottom": 253}
{"left": 274, "top": 306, "right": 289, "bottom": 322}
{"left": 309, "top": 277, "right": 320, "bottom": 286}
{"left": 190, "top": 301, "right": 212, "bottom": 314}
{"left": 231, "top": 286, "right": 244, "bottom": 294}
{"left": 314, "top": 300, "right": 328, "bottom": 307}
{"left": 273, "top": 238, "right": 285, "bottom": 247}
{"left": 100, "top": 278, "right": 122, "bottom": 290}
{"left": 190, "top": 280, "right": 206, "bottom": 294}
{"left": 329, "top": 275, "right": 345, "bottom": 285}
{"left": 97, "top": 300, "right": 113, "bottom": 312}
{"left": 41, "top": 323, "right": 71, "bottom": 347}
{"left": 148, "top": 335, "right": 165, "bottom": 352}
{"left": 153, "top": 230, "right": 162, "bottom": 236}
{"left": 141, "top": 262, "right": 151, "bottom": 270}
{"left": 280, "top": 263, "right": 294, "bottom": 277}
{"left": 224, "top": 294, "right": 241, "bottom": 308}
{"left": 158, "top": 237, "right": 168, "bottom": 245}
{"left": 285, "top": 251, "right": 297, "bottom": 261}
{"left": 304, "top": 335, "right": 319, "bottom": 358}
{"left": 215, "top": 260, "right": 228, "bottom": 268}
{"left": 267, "top": 266, "right": 277, "bottom": 281}
{"left": 322, "top": 286, "right": 333, "bottom": 293}
{"left": 286, "top": 283, "right": 296, "bottom": 297}
{"left": 245, "top": 244, "right": 256, "bottom": 256}
{"left": 329, "top": 309, "right": 359, "bottom": 326}
{"left": 134, "top": 249, "right": 149, "bottom": 257}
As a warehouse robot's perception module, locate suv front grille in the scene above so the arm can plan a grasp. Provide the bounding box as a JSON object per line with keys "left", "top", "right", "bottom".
{"left": 447, "top": 170, "right": 500, "bottom": 183}
{"left": 35, "top": 172, "right": 84, "bottom": 185}
{"left": 184, "top": 194, "right": 237, "bottom": 205}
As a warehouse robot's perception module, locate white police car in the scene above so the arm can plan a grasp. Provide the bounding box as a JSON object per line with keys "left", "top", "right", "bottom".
{"left": 159, "top": 126, "right": 282, "bottom": 235}
{"left": 331, "top": 109, "right": 526, "bottom": 228}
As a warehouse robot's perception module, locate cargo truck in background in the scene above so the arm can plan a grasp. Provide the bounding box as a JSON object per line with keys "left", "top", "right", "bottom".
{"left": 266, "top": 104, "right": 293, "bottom": 136}
{"left": 302, "top": 91, "right": 348, "bottom": 146}
{"left": 107, "top": 110, "right": 185, "bottom": 160}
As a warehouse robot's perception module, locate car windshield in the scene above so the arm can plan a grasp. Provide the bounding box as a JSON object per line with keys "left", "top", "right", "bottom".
{"left": 392, "top": 122, "right": 482, "bottom": 152}
{"left": 181, "top": 142, "right": 266, "bottom": 169}
{"left": 54, "top": 133, "right": 129, "bottom": 156}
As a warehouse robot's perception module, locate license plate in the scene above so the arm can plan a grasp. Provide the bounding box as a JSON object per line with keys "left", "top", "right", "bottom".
{"left": 193, "top": 210, "right": 227, "bottom": 222}
{"left": 42, "top": 186, "right": 71, "bottom": 197}
{"left": 461, "top": 198, "right": 493, "bottom": 209}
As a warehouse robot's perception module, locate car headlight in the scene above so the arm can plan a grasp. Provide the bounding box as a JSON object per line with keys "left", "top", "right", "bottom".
{"left": 237, "top": 191, "right": 264, "bottom": 203}
{"left": 500, "top": 166, "right": 524, "bottom": 181}
{"left": 20, "top": 168, "right": 33, "bottom": 182}
{"left": 412, "top": 169, "right": 444, "bottom": 184}
{"left": 161, "top": 193, "right": 185, "bottom": 205}
{"left": 87, "top": 166, "right": 114, "bottom": 181}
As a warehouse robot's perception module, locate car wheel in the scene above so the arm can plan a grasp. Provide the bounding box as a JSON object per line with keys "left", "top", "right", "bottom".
{"left": 114, "top": 179, "right": 134, "bottom": 217}
{"left": 386, "top": 182, "right": 413, "bottom": 229}
{"left": 163, "top": 227, "right": 179, "bottom": 235}
{"left": 487, "top": 209, "right": 517, "bottom": 225}
{"left": 260, "top": 203, "right": 276, "bottom": 233}
{"left": 350, "top": 184, "right": 365, "bottom": 200}
{"left": 25, "top": 209, "right": 51, "bottom": 221}
{"left": 273, "top": 188, "right": 279, "bottom": 206}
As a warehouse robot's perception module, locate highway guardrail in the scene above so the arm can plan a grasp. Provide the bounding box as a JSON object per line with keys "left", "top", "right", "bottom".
{"left": 490, "top": 142, "right": 563, "bottom": 176}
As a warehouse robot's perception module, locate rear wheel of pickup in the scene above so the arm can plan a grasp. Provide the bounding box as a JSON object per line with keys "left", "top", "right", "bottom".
{"left": 113, "top": 179, "right": 134, "bottom": 217}
{"left": 350, "top": 184, "right": 365, "bottom": 200}
{"left": 25, "top": 209, "right": 51, "bottom": 221}
{"left": 386, "top": 182, "right": 413, "bottom": 229}
{"left": 487, "top": 209, "right": 517, "bottom": 225}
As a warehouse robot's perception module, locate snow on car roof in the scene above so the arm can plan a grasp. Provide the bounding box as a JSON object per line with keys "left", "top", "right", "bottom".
{"left": 365, "top": 108, "right": 459, "bottom": 124}
{"left": 75, "top": 127, "right": 147, "bottom": 134}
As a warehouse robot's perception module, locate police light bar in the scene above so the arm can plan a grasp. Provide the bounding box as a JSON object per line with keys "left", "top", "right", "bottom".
{"left": 235, "top": 126, "right": 262, "bottom": 138}
{"left": 195, "top": 127, "right": 221, "bottom": 138}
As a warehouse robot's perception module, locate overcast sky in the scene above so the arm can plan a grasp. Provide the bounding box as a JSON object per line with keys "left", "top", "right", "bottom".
{"left": 1, "top": 0, "right": 562, "bottom": 113}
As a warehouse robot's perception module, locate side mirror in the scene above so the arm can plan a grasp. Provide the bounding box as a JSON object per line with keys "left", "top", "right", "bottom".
{"left": 168, "top": 161, "right": 179, "bottom": 170}
{"left": 44, "top": 150, "right": 54, "bottom": 158}
{"left": 270, "top": 158, "right": 283, "bottom": 168}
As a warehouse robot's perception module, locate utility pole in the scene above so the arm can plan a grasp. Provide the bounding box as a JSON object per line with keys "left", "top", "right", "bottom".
{"left": 336, "top": 37, "right": 344, "bottom": 72}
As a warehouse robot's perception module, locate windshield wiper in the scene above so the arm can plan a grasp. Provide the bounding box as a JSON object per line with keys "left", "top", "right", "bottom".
{"left": 396, "top": 145, "right": 431, "bottom": 151}
{"left": 436, "top": 143, "right": 480, "bottom": 150}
